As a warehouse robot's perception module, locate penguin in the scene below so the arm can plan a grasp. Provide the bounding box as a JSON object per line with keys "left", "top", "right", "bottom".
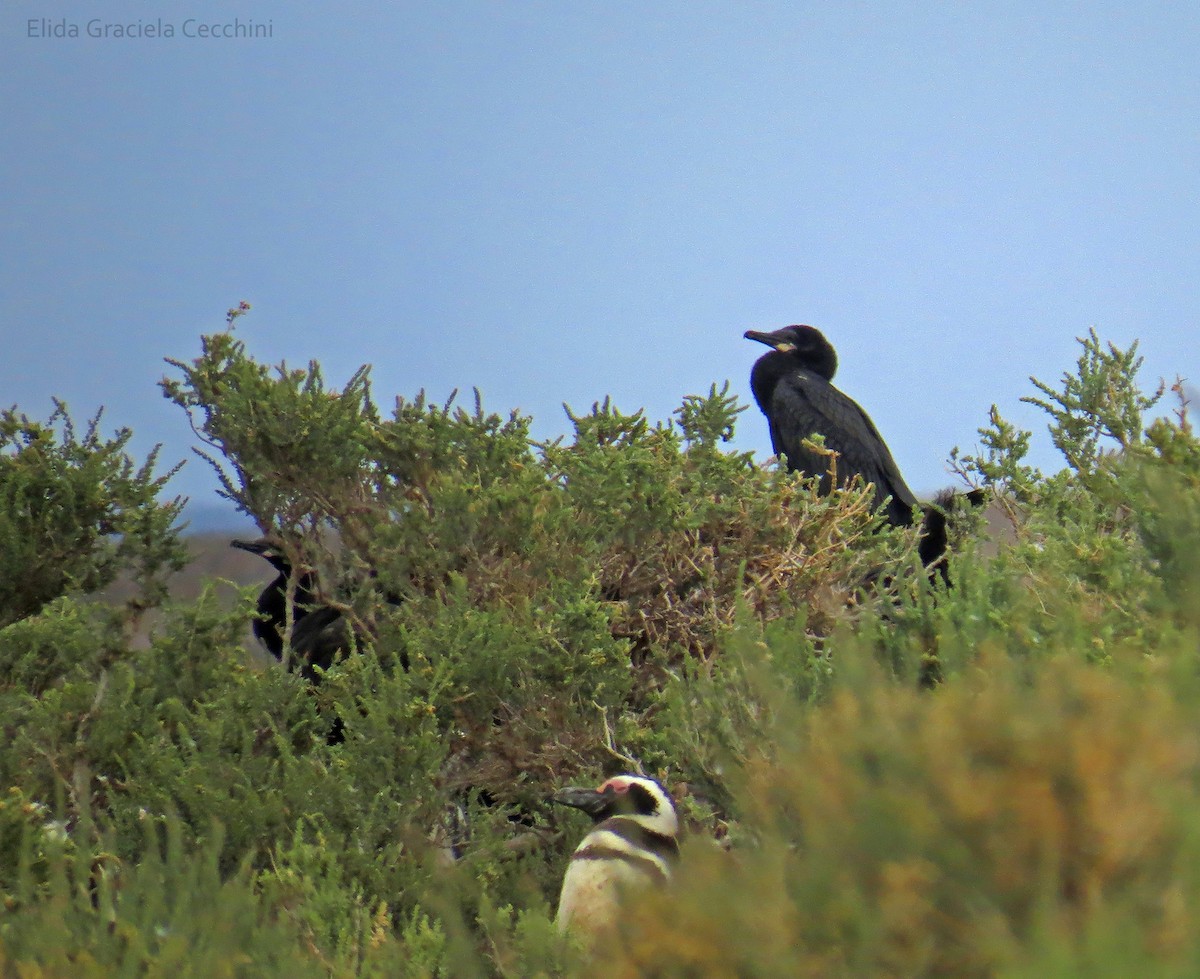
{"left": 551, "top": 774, "right": 680, "bottom": 939}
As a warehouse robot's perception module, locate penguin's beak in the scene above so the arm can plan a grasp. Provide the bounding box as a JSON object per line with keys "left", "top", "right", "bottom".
{"left": 551, "top": 785, "right": 615, "bottom": 819}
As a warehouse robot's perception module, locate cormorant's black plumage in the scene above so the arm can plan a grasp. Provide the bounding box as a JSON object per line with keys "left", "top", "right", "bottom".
{"left": 745, "top": 324, "right": 919, "bottom": 527}
{"left": 231, "top": 538, "right": 320, "bottom": 663}
{"left": 918, "top": 486, "right": 988, "bottom": 588}
{"left": 231, "top": 537, "right": 357, "bottom": 685}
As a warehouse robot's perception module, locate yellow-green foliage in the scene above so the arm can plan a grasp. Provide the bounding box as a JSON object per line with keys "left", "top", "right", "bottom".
{"left": 4, "top": 321, "right": 1200, "bottom": 976}
{"left": 601, "top": 649, "right": 1200, "bottom": 977}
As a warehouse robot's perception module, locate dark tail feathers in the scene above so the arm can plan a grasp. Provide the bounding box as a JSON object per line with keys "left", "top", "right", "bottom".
{"left": 919, "top": 487, "right": 987, "bottom": 586}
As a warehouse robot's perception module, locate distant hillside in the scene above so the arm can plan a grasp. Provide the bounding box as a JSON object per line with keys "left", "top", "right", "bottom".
{"left": 102, "top": 532, "right": 273, "bottom": 654}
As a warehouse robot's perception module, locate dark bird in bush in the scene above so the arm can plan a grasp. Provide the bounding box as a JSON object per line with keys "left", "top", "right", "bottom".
{"left": 551, "top": 774, "right": 680, "bottom": 941}
{"left": 745, "top": 324, "right": 983, "bottom": 581}
{"left": 231, "top": 537, "right": 356, "bottom": 684}
{"left": 233, "top": 536, "right": 414, "bottom": 745}
{"left": 230, "top": 537, "right": 312, "bottom": 660}
{"left": 918, "top": 485, "right": 987, "bottom": 587}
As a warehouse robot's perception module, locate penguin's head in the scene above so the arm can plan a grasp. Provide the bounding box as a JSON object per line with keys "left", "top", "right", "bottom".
{"left": 552, "top": 774, "right": 678, "bottom": 837}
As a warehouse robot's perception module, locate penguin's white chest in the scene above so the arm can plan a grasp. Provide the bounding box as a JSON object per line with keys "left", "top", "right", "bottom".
{"left": 555, "top": 826, "right": 673, "bottom": 935}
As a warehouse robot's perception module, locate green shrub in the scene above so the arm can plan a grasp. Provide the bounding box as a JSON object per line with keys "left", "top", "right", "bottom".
{"left": 4, "top": 315, "right": 1200, "bottom": 975}
{"left": 0, "top": 400, "right": 185, "bottom": 629}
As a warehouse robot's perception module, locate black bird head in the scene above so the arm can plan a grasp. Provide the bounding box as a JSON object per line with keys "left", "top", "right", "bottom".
{"left": 744, "top": 324, "right": 838, "bottom": 382}
{"left": 231, "top": 537, "right": 291, "bottom": 574}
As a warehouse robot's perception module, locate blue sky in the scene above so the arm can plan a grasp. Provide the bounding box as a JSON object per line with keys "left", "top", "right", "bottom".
{"left": 3, "top": 3, "right": 1197, "bottom": 524}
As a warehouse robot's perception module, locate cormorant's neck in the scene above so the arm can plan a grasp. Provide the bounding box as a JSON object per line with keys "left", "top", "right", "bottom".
{"left": 801, "top": 335, "right": 840, "bottom": 381}
{"left": 809, "top": 344, "right": 837, "bottom": 382}
{"left": 269, "top": 567, "right": 319, "bottom": 607}
{"left": 749, "top": 350, "right": 800, "bottom": 411}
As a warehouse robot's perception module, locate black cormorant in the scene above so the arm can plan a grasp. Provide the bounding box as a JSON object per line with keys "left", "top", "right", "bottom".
{"left": 231, "top": 538, "right": 316, "bottom": 660}
{"left": 231, "top": 537, "right": 358, "bottom": 684}
{"left": 744, "top": 325, "right": 988, "bottom": 586}
{"left": 744, "top": 324, "right": 919, "bottom": 527}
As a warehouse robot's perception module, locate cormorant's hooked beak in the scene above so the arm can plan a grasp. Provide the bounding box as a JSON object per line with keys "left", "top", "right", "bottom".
{"left": 231, "top": 537, "right": 288, "bottom": 566}
{"left": 231, "top": 537, "right": 271, "bottom": 556}
{"left": 744, "top": 329, "right": 796, "bottom": 353}
{"left": 551, "top": 784, "right": 617, "bottom": 819}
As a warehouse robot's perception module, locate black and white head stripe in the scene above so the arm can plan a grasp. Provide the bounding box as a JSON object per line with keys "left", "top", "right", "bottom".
{"left": 551, "top": 775, "right": 680, "bottom": 936}
{"left": 554, "top": 775, "right": 676, "bottom": 827}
